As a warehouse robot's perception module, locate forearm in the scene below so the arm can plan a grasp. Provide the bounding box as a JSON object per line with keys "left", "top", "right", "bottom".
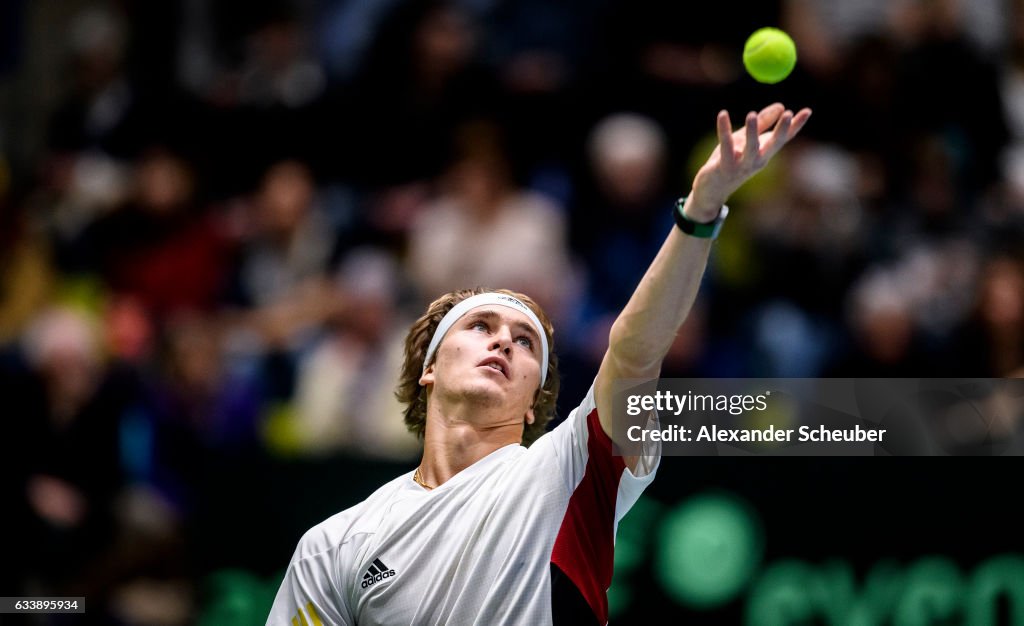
{"left": 594, "top": 104, "right": 809, "bottom": 442}
{"left": 607, "top": 196, "right": 721, "bottom": 376}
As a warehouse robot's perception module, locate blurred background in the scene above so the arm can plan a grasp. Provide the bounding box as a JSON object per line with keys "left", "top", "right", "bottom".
{"left": 1, "top": 0, "right": 1023, "bottom": 623}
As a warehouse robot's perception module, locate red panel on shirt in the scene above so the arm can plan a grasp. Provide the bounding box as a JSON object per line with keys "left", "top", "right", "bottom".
{"left": 549, "top": 409, "right": 625, "bottom": 624}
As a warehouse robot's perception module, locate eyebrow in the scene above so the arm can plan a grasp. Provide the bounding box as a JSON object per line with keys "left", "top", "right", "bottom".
{"left": 465, "top": 309, "right": 541, "bottom": 343}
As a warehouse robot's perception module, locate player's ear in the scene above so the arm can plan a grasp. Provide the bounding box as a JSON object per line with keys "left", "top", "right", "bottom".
{"left": 525, "top": 387, "right": 542, "bottom": 425}
{"left": 419, "top": 363, "right": 435, "bottom": 387}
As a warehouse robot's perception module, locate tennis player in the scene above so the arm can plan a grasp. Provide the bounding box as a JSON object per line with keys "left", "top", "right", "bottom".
{"left": 267, "top": 103, "right": 811, "bottom": 625}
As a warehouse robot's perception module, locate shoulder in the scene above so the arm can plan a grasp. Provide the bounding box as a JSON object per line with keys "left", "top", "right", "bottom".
{"left": 524, "top": 384, "right": 599, "bottom": 464}
{"left": 548, "top": 382, "right": 599, "bottom": 440}
{"left": 292, "top": 473, "right": 411, "bottom": 563}
{"left": 291, "top": 505, "right": 367, "bottom": 565}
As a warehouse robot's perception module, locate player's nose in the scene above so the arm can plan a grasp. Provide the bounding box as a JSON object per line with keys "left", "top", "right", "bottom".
{"left": 489, "top": 325, "right": 513, "bottom": 354}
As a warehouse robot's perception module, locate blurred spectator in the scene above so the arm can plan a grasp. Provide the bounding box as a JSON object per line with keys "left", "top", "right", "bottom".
{"left": 339, "top": 0, "right": 499, "bottom": 187}
{"left": 228, "top": 159, "right": 338, "bottom": 351}
{"left": 292, "top": 247, "right": 420, "bottom": 459}
{"left": 236, "top": 13, "right": 325, "bottom": 109}
{"left": 897, "top": 241, "right": 980, "bottom": 336}
{"left": 567, "top": 113, "right": 674, "bottom": 363}
{"left": 170, "top": 1, "right": 328, "bottom": 199}
{"left": 748, "top": 142, "right": 867, "bottom": 318}
{"left": 158, "top": 313, "right": 263, "bottom": 456}
{"left": 174, "top": 1, "right": 323, "bottom": 108}
{"left": 826, "top": 269, "right": 938, "bottom": 376}
{"left": 104, "top": 295, "right": 155, "bottom": 365}
{"left": 750, "top": 300, "right": 834, "bottom": 377}
{"left": 232, "top": 160, "right": 333, "bottom": 306}
{"left": 406, "top": 120, "right": 576, "bottom": 319}
{"left": 75, "top": 147, "right": 231, "bottom": 318}
{"left": 476, "top": 0, "right": 597, "bottom": 191}
{"left": 947, "top": 255, "right": 1024, "bottom": 376}
{"left": 231, "top": 10, "right": 328, "bottom": 176}
{"left": 5, "top": 307, "right": 125, "bottom": 595}
{"left": 889, "top": 0, "right": 1009, "bottom": 203}
{"left": 39, "top": 151, "right": 132, "bottom": 267}
{"left": 47, "top": 7, "right": 138, "bottom": 157}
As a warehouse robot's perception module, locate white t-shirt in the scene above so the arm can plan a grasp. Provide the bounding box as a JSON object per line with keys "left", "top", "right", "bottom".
{"left": 267, "top": 385, "right": 659, "bottom": 625}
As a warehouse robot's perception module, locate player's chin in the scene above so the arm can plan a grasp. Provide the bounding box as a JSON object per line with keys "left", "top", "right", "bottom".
{"left": 459, "top": 377, "right": 508, "bottom": 402}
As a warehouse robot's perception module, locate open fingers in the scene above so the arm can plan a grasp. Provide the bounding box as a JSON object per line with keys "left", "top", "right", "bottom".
{"left": 755, "top": 103, "right": 785, "bottom": 133}
{"left": 743, "top": 111, "right": 759, "bottom": 162}
{"left": 714, "top": 105, "right": 812, "bottom": 174}
{"left": 759, "top": 110, "right": 793, "bottom": 160}
{"left": 762, "top": 107, "right": 813, "bottom": 158}
{"left": 789, "top": 107, "right": 812, "bottom": 136}
{"left": 717, "top": 110, "right": 735, "bottom": 164}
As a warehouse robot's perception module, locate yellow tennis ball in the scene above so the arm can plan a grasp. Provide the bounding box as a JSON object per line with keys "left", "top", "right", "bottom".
{"left": 743, "top": 27, "right": 797, "bottom": 84}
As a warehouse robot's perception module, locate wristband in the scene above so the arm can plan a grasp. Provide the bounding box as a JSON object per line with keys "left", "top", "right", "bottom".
{"left": 673, "top": 197, "right": 729, "bottom": 239}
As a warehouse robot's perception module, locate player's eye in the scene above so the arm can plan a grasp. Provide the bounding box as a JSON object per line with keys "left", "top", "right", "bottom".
{"left": 471, "top": 321, "right": 489, "bottom": 332}
{"left": 516, "top": 336, "right": 534, "bottom": 350}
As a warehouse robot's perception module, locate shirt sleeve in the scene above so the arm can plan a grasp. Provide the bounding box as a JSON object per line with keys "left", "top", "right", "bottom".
{"left": 538, "top": 381, "right": 660, "bottom": 503}
{"left": 540, "top": 382, "right": 660, "bottom": 624}
{"left": 266, "top": 536, "right": 352, "bottom": 626}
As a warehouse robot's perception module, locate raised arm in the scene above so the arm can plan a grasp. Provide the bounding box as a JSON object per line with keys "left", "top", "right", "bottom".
{"left": 594, "top": 103, "right": 812, "bottom": 442}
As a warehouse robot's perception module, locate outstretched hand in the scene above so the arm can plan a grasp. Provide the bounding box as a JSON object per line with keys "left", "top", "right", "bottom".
{"left": 686, "top": 103, "right": 811, "bottom": 221}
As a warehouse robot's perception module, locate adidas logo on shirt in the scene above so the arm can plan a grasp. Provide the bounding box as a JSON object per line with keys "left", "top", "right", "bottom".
{"left": 361, "top": 558, "right": 396, "bottom": 588}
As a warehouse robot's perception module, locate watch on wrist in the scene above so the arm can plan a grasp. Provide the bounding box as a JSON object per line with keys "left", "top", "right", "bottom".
{"left": 673, "top": 197, "right": 729, "bottom": 239}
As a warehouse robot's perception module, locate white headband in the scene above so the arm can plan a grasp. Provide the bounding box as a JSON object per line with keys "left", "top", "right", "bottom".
{"left": 423, "top": 293, "right": 549, "bottom": 386}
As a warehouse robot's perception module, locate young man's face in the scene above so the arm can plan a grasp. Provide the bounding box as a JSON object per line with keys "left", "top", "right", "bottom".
{"left": 420, "top": 306, "right": 544, "bottom": 426}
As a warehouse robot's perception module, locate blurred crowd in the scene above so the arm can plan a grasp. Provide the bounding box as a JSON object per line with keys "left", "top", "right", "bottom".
{"left": 1, "top": 0, "right": 1023, "bottom": 622}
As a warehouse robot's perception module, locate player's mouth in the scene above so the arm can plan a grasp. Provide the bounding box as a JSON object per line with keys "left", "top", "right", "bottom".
{"left": 478, "top": 356, "right": 510, "bottom": 379}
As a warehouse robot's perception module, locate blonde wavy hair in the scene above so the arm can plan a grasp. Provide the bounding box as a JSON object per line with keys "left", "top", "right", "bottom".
{"left": 396, "top": 288, "right": 560, "bottom": 445}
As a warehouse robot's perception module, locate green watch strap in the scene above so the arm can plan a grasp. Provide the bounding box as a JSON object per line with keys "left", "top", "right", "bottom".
{"left": 673, "top": 197, "right": 729, "bottom": 239}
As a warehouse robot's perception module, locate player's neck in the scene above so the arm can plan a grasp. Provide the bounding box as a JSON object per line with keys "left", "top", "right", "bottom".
{"left": 418, "top": 402, "right": 524, "bottom": 488}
